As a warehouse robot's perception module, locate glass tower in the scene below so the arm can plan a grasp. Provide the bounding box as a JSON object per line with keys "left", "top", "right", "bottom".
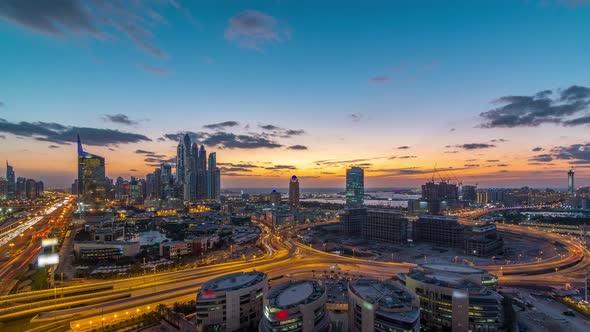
{"left": 77, "top": 134, "right": 106, "bottom": 209}
{"left": 346, "top": 167, "right": 364, "bottom": 206}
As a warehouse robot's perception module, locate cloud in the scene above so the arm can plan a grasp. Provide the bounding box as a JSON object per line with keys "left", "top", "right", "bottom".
{"left": 532, "top": 147, "right": 544, "bottom": 152}
{"left": 218, "top": 163, "right": 260, "bottom": 169}
{"left": 529, "top": 154, "right": 554, "bottom": 162}
{"left": 497, "top": 164, "right": 510, "bottom": 167}
{"left": 103, "top": 114, "right": 140, "bottom": 126}
{"left": 203, "top": 131, "right": 283, "bottom": 149}
{"left": 265, "top": 165, "right": 296, "bottom": 170}
{"left": 551, "top": 143, "right": 590, "bottom": 163}
{"left": 139, "top": 63, "right": 169, "bottom": 75}
{"left": 164, "top": 131, "right": 205, "bottom": 142}
{"left": 258, "top": 124, "right": 305, "bottom": 138}
{"left": 444, "top": 151, "right": 459, "bottom": 154}
{"left": 224, "top": 10, "right": 290, "bottom": 50}
{"left": 135, "top": 149, "right": 155, "bottom": 154}
{"left": 464, "top": 164, "right": 480, "bottom": 167}
{"left": 0, "top": 0, "right": 184, "bottom": 59}
{"left": 398, "top": 155, "right": 417, "bottom": 159}
{"left": 397, "top": 146, "right": 410, "bottom": 150}
{"left": 479, "top": 85, "right": 590, "bottom": 128}
{"left": 203, "top": 121, "right": 240, "bottom": 130}
{"left": 369, "top": 76, "right": 391, "bottom": 84}
{"left": 490, "top": 138, "right": 508, "bottom": 143}
{"left": 349, "top": 113, "right": 366, "bottom": 123}
{"left": 129, "top": 169, "right": 138, "bottom": 172}
{"left": 456, "top": 143, "right": 496, "bottom": 150}
{"left": 48, "top": 145, "right": 60, "bottom": 149}
{"left": 0, "top": 119, "right": 151, "bottom": 146}
{"left": 287, "top": 144, "right": 308, "bottom": 150}
{"left": 220, "top": 167, "right": 253, "bottom": 173}
{"left": 486, "top": 159, "right": 500, "bottom": 162}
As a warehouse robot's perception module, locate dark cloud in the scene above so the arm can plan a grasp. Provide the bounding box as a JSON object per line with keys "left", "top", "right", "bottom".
{"left": 0, "top": 0, "right": 183, "bottom": 59}
{"left": 265, "top": 165, "right": 296, "bottom": 170}
{"left": 397, "top": 146, "right": 410, "bottom": 150}
{"left": 0, "top": 119, "right": 151, "bottom": 146}
{"left": 497, "top": 164, "right": 510, "bottom": 167}
{"left": 157, "top": 137, "right": 166, "bottom": 142}
{"left": 456, "top": 143, "right": 496, "bottom": 150}
{"left": 369, "top": 76, "right": 391, "bottom": 84}
{"left": 135, "top": 149, "right": 155, "bottom": 155}
{"left": 164, "top": 131, "right": 205, "bottom": 142}
{"left": 287, "top": 145, "right": 308, "bottom": 150}
{"left": 444, "top": 151, "right": 459, "bottom": 154}
{"left": 320, "top": 172, "right": 336, "bottom": 175}
{"left": 48, "top": 145, "right": 60, "bottom": 149}
{"left": 204, "top": 132, "right": 283, "bottom": 149}
{"left": 203, "top": 121, "right": 240, "bottom": 130}
{"left": 490, "top": 139, "right": 508, "bottom": 143}
{"left": 479, "top": 85, "right": 590, "bottom": 128}
{"left": 486, "top": 159, "right": 500, "bottom": 162}
{"left": 258, "top": 124, "right": 305, "bottom": 138}
{"left": 529, "top": 154, "right": 553, "bottom": 163}
{"left": 398, "top": 155, "right": 417, "bottom": 159}
{"left": 129, "top": 169, "right": 138, "bottom": 172}
{"left": 464, "top": 164, "right": 480, "bottom": 167}
{"left": 225, "top": 10, "right": 290, "bottom": 50}
{"left": 218, "top": 163, "right": 260, "bottom": 169}
{"left": 103, "top": 114, "right": 139, "bottom": 126}
{"left": 532, "top": 147, "right": 544, "bottom": 152}
{"left": 551, "top": 143, "right": 590, "bottom": 163}
{"left": 220, "top": 167, "right": 253, "bottom": 173}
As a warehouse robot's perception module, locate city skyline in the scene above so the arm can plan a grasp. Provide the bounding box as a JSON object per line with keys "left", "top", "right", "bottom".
{"left": 1, "top": 1, "right": 590, "bottom": 188}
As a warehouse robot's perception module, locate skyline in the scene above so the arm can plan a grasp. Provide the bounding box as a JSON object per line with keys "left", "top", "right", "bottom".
{"left": 1, "top": 1, "right": 590, "bottom": 188}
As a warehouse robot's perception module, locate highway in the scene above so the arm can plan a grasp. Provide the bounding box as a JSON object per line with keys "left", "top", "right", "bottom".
{"left": 0, "top": 206, "right": 587, "bottom": 331}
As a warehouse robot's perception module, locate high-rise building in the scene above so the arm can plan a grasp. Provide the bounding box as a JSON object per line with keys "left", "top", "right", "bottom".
{"left": 196, "top": 145, "right": 208, "bottom": 200}
{"left": 207, "top": 152, "right": 218, "bottom": 199}
{"left": 346, "top": 167, "right": 364, "bottom": 206}
{"left": 77, "top": 134, "right": 106, "bottom": 209}
{"left": 421, "top": 181, "right": 459, "bottom": 214}
{"left": 270, "top": 189, "right": 281, "bottom": 205}
{"left": 35, "top": 181, "right": 44, "bottom": 198}
{"left": 146, "top": 173, "right": 156, "bottom": 199}
{"left": 568, "top": 169, "right": 575, "bottom": 194}
{"left": 160, "top": 163, "right": 173, "bottom": 199}
{"left": 414, "top": 215, "right": 464, "bottom": 248}
{"left": 6, "top": 161, "right": 15, "bottom": 199}
{"left": 176, "top": 135, "right": 189, "bottom": 186}
{"left": 341, "top": 207, "right": 368, "bottom": 235}
{"left": 16, "top": 177, "right": 26, "bottom": 199}
{"left": 154, "top": 167, "right": 162, "bottom": 199}
{"left": 402, "top": 264, "right": 502, "bottom": 332}
{"left": 25, "top": 179, "right": 36, "bottom": 200}
{"left": 462, "top": 185, "right": 477, "bottom": 202}
{"left": 259, "top": 280, "right": 329, "bottom": 332}
{"left": 195, "top": 271, "right": 268, "bottom": 331}
{"left": 288, "top": 175, "right": 300, "bottom": 209}
{"left": 362, "top": 209, "right": 408, "bottom": 243}
{"left": 0, "top": 178, "right": 8, "bottom": 200}
{"left": 348, "top": 279, "right": 420, "bottom": 332}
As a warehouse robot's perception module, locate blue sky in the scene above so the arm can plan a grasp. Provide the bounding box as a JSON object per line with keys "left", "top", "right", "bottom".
{"left": 1, "top": 0, "right": 590, "bottom": 188}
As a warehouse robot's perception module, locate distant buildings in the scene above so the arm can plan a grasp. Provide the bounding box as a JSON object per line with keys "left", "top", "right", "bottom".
{"left": 362, "top": 209, "right": 408, "bottom": 243}
{"left": 77, "top": 134, "right": 106, "bottom": 209}
{"left": 348, "top": 279, "right": 420, "bottom": 332}
{"left": 289, "top": 175, "right": 300, "bottom": 209}
{"left": 421, "top": 180, "right": 459, "bottom": 214}
{"left": 346, "top": 167, "right": 364, "bottom": 207}
{"left": 414, "top": 215, "right": 464, "bottom": 248}
{"left": 341, "top": 207, "right": 367, "bottom": 235}
{"left": 401, "top": 264, "right": 502, "bottom": 332}
{"left": 0, "top": 163, "right": 43, "bottom": 201}
{"left": 196, "top": 271, "right": 268, "bottom": 331}
{"left": 259, "top": 280, "right": 329, "bottom": 332}
{"left": 462, "top": 185, "right": 477, "bottom": 202}
{"left": 6, "top": 161, "right": 15, "bottom": 199}
{"left": 16, "top": 177, "right": 26, "bottom": 199}
{"left": 270, "top": 189, "right": 281, "bottom": 205}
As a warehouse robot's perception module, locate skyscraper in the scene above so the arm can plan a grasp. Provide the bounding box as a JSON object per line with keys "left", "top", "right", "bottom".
{"left": 16, "top": 177, "right": 26, "bottom": 199}
{"left": 568, "top": 169, "right": 575, "bottom": 194}
{"left": 196, "top": 145, "right": 208, "bottom": 200}
{"left": 0, "top": 178, "right": 8, "bottom": 200}
{"left": 6, "top": 161, "right": 15, "bottom": 199}
{"left": 346, "top": 167, "right": 364, "bottom": 206}
{"left": 207, "top": 152, "right": 220, "bottom": 200}
{"left": 25, "top": 179, "right": 36, "bottom": 200}
{"left": 161, "top": 163, "right": 173, "bottom": 199}
{"left": 78, "top": 134, "right": 106, "bottom": 209}
{"left": 289, "top": 175, "right": 300, "bottom": 209}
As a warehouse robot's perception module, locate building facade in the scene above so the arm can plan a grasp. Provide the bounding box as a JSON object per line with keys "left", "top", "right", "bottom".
{"left": 414, "top": 215, "right": 464, "bottom": 248}
{"left": 196, "top": 271, "right": 268, "bottom": 332}
{"left": 362, "top": 209, "right": 408, "bottom": 243}
{"left": 346, "top": 167, "right": 364, "bottom": 207}
{"left": 289, "top": 175, "right": 300, "bottom": 209}
{"left": 77, "top": 134, "right": 106, "bottom": 209}
{"left": 259, "top": 280, "right": 329, "bottom": 332}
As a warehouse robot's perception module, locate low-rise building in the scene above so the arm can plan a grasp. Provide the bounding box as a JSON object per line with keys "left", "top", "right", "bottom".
{"left": 348, "top": 279, "right": 420, "bottom": 332}
{"left": 463, "top": 224, "right": 503, "bottom": 257}
{"left": 161, "top": 241, "right": 192, "bottom": 259}
{"left": 73, "top": 241, "right": 140, "bottom": 261}
{"left": 196, "top": 271, "right": 268, "bottom": 332}
{"left": 259, "top": 280, "right": 329, "bottom": 332}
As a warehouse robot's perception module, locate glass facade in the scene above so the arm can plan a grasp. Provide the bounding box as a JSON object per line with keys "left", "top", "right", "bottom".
{"left": 78, "top": 135, "right": 106, "bottom": 209}
{"left": 346, "top": 167, "right": 364, "bottom": 206}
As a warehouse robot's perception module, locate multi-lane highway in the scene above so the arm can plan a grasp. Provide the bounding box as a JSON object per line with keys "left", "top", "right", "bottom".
{"left": 0, "top": 206, "right": 587, "bottom": 331}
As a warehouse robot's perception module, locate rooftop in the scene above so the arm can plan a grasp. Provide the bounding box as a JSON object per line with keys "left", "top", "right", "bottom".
{"left": 349, "top": 279, "right": 415, "bottom": 310}
{"left": 202, "top": 271, "right": 266, "bottom": 293}
{"left": 268, "top": 280, "right": 324, "bottom": 309}
{"left": 421, "top": 263, "right": 486, "bottom": 275}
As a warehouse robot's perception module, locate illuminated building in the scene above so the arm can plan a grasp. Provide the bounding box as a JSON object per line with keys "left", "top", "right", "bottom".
{"left": 462, "top": 185, "right": 477, "bottom": 202}
{"left": 77, "top": 134, "right": 106, "bottom": 209}
{"left": 259, "top": 280, "right": 329, "bottom": 332}
{"left": 5, "top": 161, "right": 15, "bottom": 199}
{"left": 197, "top": 145, "right": 208, "bottom": 200}
{"left": 401, "top": 264, "right": 502, "bottom": 332}
{"left": 288, "top": 175, "right": 300, "bottom": 209}
{"left": 196, "top": 271, "right": 267, "bottom": 332}
{"left": 0, "top": 178, "right": 7, "bottom": 199}
{"left": 348, "top": 279, "right": 420, "bottom": 332}
{"left": 207, "top": 152, "right": 220, "bottom": 200}
{"left": 270, "top": 189, "right": 281, "bottom": 205}
{"left": 568, "top": 169, "right": 575, "bottom": 194}
{"left": 346, "top": 167, "right": 364, "bottom": 206}
{"left": 25, "top": 178, "right": 36, "bottom": 199}
{"left": 463, "top": 224, "right": 503, "bottom": 257}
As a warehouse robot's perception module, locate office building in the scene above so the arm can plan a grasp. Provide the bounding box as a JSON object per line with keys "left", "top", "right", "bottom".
{"left": 207, "top": 152, "right": 220, "bottom": 200}
{"left": 259, "top": 280, "right": 329, "bottom": 332}
{"left": 346, "top": 167, "right": 364, "bottom": 206}
{"left": 77, "top": 134, "right": 106, "bottom": 208}
{"left": 73, "top": 241, "right": 140, "bottom": 261}
{"left": 362, "top": 209, "right": 408, "bottom": 243}
{"left": 196, "top": 271, "right": 268, "bottom": 332}
{"left": 270, "top": 190, "right": 281, "bottom": 205}
{"left": 196, "top": 145, "right": 208, "bottom": 200}
{"left": 0, "top": 178, "right": 7, "bottom": 200}
{"left": 35, "top": 181, "right": 44, "bottom": 198}
{"left": 6, "top": 161, "right": 15, "bottom": 199}
{"left": 341, "top": 207, "right": 368, "bottom": 235}
{"left": 25, "top": 178, "right": 36, "bottom": 199}
{"left": 348, "top": 279, "right": 420, "bottom": 332}
{"left": 463, "top": 224, "right": 503, "bottom": 257}
{"left": 401, "top": 264, "right": 502, "bottom": 332}
{"left": 462, "top": 185, "right": 477, "bottom": 202}
{"left": 568, "top": 169, "right": 575, "bottom": 194}
{"left": 414, "top": 215, "right": 464, "bottom": 248}
{"left": 421, "top": 181, "right": 459, "bottom": 214}
{"left": 161, "top": 163, "right": 173, "bottom": 199}
{"left": 288, "top": 175, "right": 300, "bottom": 209}
{"left": 16, "top": 177, "right": 26, "bottom": 199}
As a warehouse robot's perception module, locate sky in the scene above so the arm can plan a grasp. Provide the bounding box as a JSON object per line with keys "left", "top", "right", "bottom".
{"left": 1, "top": 0, "right": 590, "bottom": 189}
